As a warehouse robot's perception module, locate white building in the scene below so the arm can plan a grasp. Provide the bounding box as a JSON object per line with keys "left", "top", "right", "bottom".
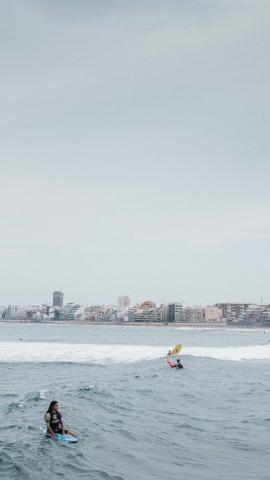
{"left": 59, "top": 303, "right": 81, "bottom": 321}
{"left": 118, "top": 296, "right": 130, "bottom": 309}
{"left": 127, "top": 301, "right": 163, "bottom": 322}
{"left": 203, "top": 306, "right": 223, "bottom": 322}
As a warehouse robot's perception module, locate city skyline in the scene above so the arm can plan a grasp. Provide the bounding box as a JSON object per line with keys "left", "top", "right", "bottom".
{"left": 1, "top": 1, "right": 270, "bottom": 306}
{"left": 0, "top": 287, "right": 269, "bottom": 309}
{"left": 1, "top": 292, "right": 269, "bottom": 309}
{"left": 2, "top": 297, "right": 270, "bottom": 326}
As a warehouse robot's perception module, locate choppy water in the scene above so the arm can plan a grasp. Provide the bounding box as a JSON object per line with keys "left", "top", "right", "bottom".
{"left": 0, "top": 323, "right": 270, "bottom": 480}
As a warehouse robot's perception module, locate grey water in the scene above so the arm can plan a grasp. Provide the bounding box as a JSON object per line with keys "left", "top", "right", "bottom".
{"left": 0, "top": 323, "right": 270, "bottom": 480}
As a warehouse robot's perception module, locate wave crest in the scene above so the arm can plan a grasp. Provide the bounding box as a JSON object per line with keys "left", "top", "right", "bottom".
{"left": 0, "top": 341, "right": 269, "bottom": 363}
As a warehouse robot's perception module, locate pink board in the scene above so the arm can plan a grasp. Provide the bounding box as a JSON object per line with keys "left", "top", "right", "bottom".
{"left": 167, "top": 359, "right": 176, "bottom": 368}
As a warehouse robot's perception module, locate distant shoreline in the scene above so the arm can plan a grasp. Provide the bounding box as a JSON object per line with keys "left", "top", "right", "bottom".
{"left": 0, "top": 320, "right": 269, "bottom": 329}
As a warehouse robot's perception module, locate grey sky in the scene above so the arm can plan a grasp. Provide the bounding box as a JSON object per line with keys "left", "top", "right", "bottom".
{"left": 1, "top": 0, "right": 270, "bottom": 306}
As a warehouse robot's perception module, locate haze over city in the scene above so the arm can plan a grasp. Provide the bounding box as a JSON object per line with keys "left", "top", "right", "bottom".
{"left": 1, "top": 1, "right": 270, "bottom": 306}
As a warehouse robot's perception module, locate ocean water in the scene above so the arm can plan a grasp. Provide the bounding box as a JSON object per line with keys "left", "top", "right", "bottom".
{"left": 0, "top": 323, "right": 270, "bottom": 480}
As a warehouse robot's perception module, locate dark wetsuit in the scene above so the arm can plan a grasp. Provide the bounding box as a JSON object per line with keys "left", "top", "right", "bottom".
{"left": 46, "top": 411, "right": 67, "bottom": 434}
{"left": 176, "top": 362, "right": 183, "bottom": 369}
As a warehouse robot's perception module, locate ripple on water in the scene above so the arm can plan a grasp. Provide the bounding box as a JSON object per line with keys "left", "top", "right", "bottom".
{"left": 6, "top": 401, "right": 25, "bottom": 414}
{"left": 91, "top": 472, "right": 124, "bottom": 480}
{"left": 0, "top": 446, "right": 29, "bottom": 480}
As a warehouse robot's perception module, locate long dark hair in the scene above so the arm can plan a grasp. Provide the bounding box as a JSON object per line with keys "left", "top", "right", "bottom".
{"left": 46, "top": 400, "right": 58, "bottom": 415}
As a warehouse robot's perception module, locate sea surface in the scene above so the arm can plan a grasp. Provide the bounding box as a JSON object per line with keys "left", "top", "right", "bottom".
{"left": 0, "top": 323, "right": 270, "bottom": 480}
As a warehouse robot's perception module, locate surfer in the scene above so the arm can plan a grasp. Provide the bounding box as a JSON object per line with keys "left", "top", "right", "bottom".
{"left": 167, "top": 350, "right": 172, "bottom": 355}
{"left": 45, "top": 400, "right": 76, "bottom": 437}
{"left": 167, "top": 358, "right": 183, "bottom": 369}
{"left": 175, "top": 358, "right": 183, "bottom": 369}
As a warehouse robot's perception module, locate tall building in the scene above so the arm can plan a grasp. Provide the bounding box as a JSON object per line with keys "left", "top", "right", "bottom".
{"left": 118, "top": 296, "right": 130, "bottom": 309}
{"left": 53, "top": 291, "right": 64, "bottom": 307}
{"left": 167, "top": 303, "right": 183, "bottom": 322}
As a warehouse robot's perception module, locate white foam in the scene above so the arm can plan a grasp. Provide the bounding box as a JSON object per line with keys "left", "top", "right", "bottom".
{"left": 0, "top": 342, "right": 269, "bottom": 363}
{"left": 184, "top": 344, "right": 270, "bottom": 361}
{"left": 39, "top": 390, "right": 49, "bottom": 399}
{"left": 0, "top": 342, "right": 165, "bottom": 363}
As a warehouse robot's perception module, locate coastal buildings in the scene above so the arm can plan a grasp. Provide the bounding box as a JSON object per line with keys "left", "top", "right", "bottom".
{"left": 233, "top": 305, "right": 270, "bottom": 326}
{"left": 185, "top": 307, "right": 204, "bottom": 323}
{"left": 3, "top": 305, "right": 27, "bottom": 321}
{"left": 215, "top": 303, "right": 251, "bottom": 323}
{"left": 165, "top": 304, "right": 206, "bottom": 323}
{"left": 1, "top": 297, "right": 270, "bottom": 326}
{"left": 261, "top": 309, "right": 270, "bottom": 326}
{"left": 74, "top": 305, "right": 118, "bottom": 322}
{"left": 167, "top": 303, "right": 183, "bottom": 322}
{"left": 127, "top": 301, "right": 163, "bottom": 322}
{"left": 58, "top": 303, "right": 80, "bottom": 321}
{"left": 203, "top": 306, "right": 223, "bottom": 322}
{"left": 117, "top": 295, "right": 131, "bottom": 321}
{"left": 2, "top": 304, "right": 54, "bottom": 321}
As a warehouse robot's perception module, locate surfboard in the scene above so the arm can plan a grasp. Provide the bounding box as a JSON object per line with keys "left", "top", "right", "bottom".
{"left": 171, "top": 344, "right": 182, "bottom": 356}
{"left": 167, "top": 359, "right": 176, "bottom": 368}
{"left": 54, "top": 433, "right": 78, "bottom": 443}
{"left": 41, "top": 427, "right": 78, "bottom": 443}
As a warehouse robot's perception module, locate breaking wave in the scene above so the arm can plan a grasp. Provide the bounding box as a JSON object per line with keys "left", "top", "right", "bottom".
{"left": 0, "top": 341, "right": 270, "bottom": 363}
{"left": 0, "top": 342, "right": 163, "bottom": 363}
{"left": 184, "top": 344, "right": 270, "bottom": 361}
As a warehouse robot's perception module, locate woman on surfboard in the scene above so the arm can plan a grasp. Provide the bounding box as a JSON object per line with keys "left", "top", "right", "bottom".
{"left": 45, "top": 400, "right": 76, "bottom": 437}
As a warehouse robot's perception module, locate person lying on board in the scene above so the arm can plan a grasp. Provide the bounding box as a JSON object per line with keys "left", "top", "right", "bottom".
{"left": 45, "top": 400, "right": 76, "bottom": 437}
{"left": 167, "top": 358, "right": 184, "bottom": 368}
{"left": 169, "top": 358, "right": 183, "bottom": 368}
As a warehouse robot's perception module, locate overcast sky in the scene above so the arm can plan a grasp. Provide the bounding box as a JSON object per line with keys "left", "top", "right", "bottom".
{"left": 0, "top": 0, "right": 270, "bottom": 306}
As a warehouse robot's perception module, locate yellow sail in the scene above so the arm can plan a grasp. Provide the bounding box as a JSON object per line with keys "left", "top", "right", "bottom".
{"left": 171, "top": 344, "right": 182, "bottom": 356}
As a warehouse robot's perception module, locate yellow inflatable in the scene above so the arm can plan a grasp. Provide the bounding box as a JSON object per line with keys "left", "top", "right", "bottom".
{"left": 170, "top": 344, "right": 182, "bottom": 356}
